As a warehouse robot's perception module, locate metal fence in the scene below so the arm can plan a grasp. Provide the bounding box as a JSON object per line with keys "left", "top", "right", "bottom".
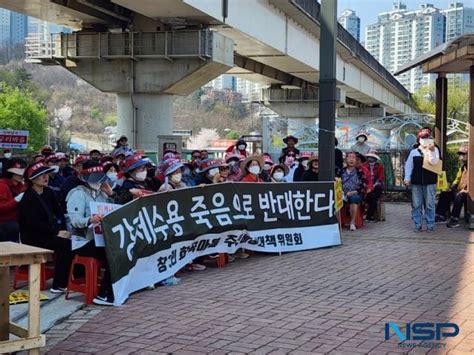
{"left": 26, "top": 30, "right": 213, "bottom": 60}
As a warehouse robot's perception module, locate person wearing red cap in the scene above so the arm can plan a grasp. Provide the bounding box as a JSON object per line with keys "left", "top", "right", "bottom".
{"left": 196, "top": 159, "right": 225, "bottom": 185}
{"left": 62, "top": 155, "right": 88, "bottom": 198}
{"left": 224, "top": 153, "right": 244, "bottom": 182}
{"left": 66, "top": 160, "right": 116, "bottom": 305}
{"left": 115, "top": 155, "right": 155, "bottom": 204}
{"left": 404, "top": 127, "right": 440, "bottom": 232}
{"left": 436, "top": 145, "right": 469, "bottom": 228}
{"left": 294, "top": 152, "right": 313, "bottom": 182}
{"left": 46, "top": 153, "right": 67, "bottom": 194}
{"left": 57, "top": 153, "right": 74, "bottom": 179}
{"left": 158, "top": 159, "right": 187, "bottom": 192}
{"left": 19, "top": 161, "right": 71, "bottom": 293}
{"left": 0, "top": 159, "right": 26, "bottom": 242}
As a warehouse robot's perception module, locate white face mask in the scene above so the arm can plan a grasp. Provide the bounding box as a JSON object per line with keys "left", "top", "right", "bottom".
{"left": 273, "top": 172, "right": 284, "bottom": 181}
{"left": 88, "top": 182, "right": 102, "bottom": 190}
{"left": 238, "top": 145, "right": 246, "bottom": 151}
{"left": 4, "top": 153, "right": 11, "bottom": 159}
{"left": 357, "top": 136, "right": 365, "bottom": 143}
{"left": 302, "top": 160, "right": 309, "bottom": 168}
{"left": 171, "top": 173, "right": 182, "bottom": 183}
{"left": 133, "top": 170, "right": 147, "bottom": 181}
{"left": 249, "top": 165, "right": 260, "bottom": 175}
{"left": 264, "top": 164, "right": 272, "bottom": 171}
{"left": 107, "top": 172, "right": 118, "bottom": 181}
{"left": 208, "top": 168, "right": 219, "bottom": 177}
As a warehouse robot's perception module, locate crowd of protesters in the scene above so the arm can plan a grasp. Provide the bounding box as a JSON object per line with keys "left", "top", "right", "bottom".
{"left": 0, "top": 128, "right": 468, "bottom": 305}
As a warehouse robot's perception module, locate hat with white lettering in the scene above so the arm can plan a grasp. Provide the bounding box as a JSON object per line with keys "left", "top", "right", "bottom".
{"left": 25, "top": 162, "right": 59, "bottom": 181}
{"left": 198, "top": 159, "right": 223, "bottom": 173}
{"left": 122, "top": 154, "right": 148, "bottom": 173}
{"left": 162, "top": 159, "right": 184, "bottom": 176}
{"left": 79, "top": 160, "right": 108, "bottom": 184}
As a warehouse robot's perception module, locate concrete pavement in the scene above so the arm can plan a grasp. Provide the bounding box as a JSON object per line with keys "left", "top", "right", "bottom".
{"left": 44, "top": 203, "right": 474, "bottom": 354}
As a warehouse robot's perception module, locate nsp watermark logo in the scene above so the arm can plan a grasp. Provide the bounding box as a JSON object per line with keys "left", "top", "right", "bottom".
{"left": 385, "top": 322, "right": 459, "bottom": 350}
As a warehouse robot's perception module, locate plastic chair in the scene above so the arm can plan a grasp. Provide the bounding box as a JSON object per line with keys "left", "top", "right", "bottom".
{"left": 340, "top": 203, "right": 364, "bottom": 229}
{"left": 65, "top": 256, "right": 102, "bottom": 305}
{"left": 216, "top": 253, "right": 227, "bottom": 268}
{"left": 14, "top": 264, "right": 54, "bottom": 291}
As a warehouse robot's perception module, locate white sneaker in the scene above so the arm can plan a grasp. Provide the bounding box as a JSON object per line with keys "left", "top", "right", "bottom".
{"left": 350, "top": 223, "right": 357, "bottom": 231}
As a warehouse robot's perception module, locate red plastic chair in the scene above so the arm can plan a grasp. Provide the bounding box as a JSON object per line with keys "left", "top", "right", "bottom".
{"left": 65, "top": 256, "right": 102, "bottom": 305}
{"left": 340, "top": 203, "right": 364, "bottom": 229}
{"left": 216, "top": 253, "right": 227, "bottom": 268}
{"left": 14, "top": 264, "right": 54, "bottom": 291}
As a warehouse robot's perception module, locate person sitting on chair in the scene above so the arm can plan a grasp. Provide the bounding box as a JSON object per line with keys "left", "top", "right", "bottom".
{"left": 361, "top": 150, "right": 385, "bottom": 221}
{"left": 338, "top": 152, "right": 369, "bottom": 231}
{"left": 435, "top": 145, "right": 469, "bottom": 228}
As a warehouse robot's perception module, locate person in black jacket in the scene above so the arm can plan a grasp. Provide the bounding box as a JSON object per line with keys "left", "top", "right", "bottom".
{"left": 294, "top": 152, "right": 313, "bottom": 182}
{"left": 19, "top": 162, "right": 72, "bottom": 293}
{"left": 404, "top": 128, "right": 440, "bottom": 232}
{"left": 302, "top": 155, "right": 319, "bottom": 182}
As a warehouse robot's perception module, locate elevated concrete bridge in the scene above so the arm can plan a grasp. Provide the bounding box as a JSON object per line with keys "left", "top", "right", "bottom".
{"left": 0, "top": 0, "right": 416, "bottom": 149}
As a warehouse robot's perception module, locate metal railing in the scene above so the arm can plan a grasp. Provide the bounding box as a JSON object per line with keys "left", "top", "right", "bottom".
{"left": 26, "top": 30, "right": 213, "bottom": 60}
{"left": 290, "top": 0, "right": 412, "bottom": 101}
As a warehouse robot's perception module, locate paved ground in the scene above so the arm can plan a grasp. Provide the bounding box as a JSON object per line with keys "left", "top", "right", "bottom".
{"left": 45, "top": 203, "right": 473, "bottom": 354}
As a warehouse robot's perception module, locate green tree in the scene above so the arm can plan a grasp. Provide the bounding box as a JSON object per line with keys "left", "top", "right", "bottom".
{"left": 413, "top": 83, "right": 469, "bottom": 121}
{"left": 0, "top": 86, "right": 48, "bottom": 152}
{"left": 225, "top": 129, "right": 241, "bottom": 139}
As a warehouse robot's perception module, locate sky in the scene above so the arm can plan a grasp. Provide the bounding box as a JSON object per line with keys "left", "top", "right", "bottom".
{"left": 338, "top": 0, "right": 474, "bottom": 39}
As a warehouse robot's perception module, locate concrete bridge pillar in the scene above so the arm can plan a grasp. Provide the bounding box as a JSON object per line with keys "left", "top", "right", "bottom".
{"left": 117, "top": 94, "right": 173, "bottom": 151}
{"left": 47, "top": 30, "right": 233, "bottom": 150}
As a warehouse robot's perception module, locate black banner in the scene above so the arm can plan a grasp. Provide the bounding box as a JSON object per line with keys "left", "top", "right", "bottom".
{"left": 102, "top": 182, "right": 340, "bottom": 305}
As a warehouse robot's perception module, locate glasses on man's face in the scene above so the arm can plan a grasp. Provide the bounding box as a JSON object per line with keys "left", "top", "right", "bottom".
{"left": 192, "top": 155, "right": 201, "bottom": 159}
{"left": 287, "top": 154, "right": 295, "bottom": 157}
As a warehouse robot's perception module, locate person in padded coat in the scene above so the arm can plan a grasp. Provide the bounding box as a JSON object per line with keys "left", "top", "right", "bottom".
{"left": 66, "top": 160, "right": 117, "bottom": 306}
{"left": 19, "top": 162, "right": 72, "bottom": 293}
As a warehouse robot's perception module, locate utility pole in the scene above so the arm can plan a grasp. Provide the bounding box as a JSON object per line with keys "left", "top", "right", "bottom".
{"left": 318, "top": 0, "right": 337, "bottom": 180}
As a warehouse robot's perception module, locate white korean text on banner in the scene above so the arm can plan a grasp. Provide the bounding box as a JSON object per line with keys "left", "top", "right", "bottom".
{"left": 0, "top": 129, "right": 29, "bottom": 149}
{"left": 101, "top": 182, "right": 341, "bottom": 305}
